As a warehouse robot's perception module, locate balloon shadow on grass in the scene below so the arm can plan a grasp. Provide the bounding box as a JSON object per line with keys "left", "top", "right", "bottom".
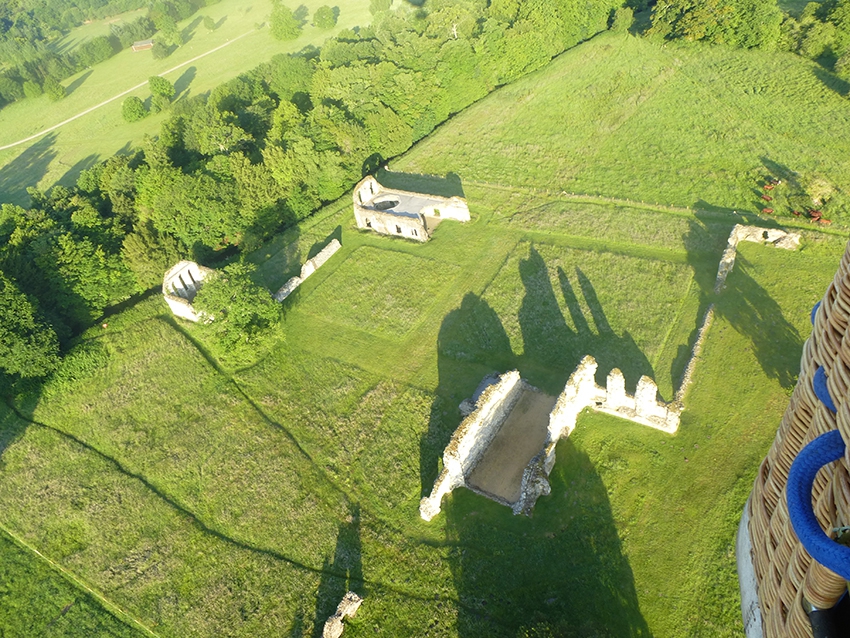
{"left": 444, "top": 437, "right": 651, "bottom": 637}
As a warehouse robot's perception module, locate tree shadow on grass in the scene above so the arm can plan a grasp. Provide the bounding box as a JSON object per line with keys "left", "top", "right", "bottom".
{"left": 717, "top": 253, "right": 802, "bottom": 389}
{"left": 181, "top": 16, "right": 204, "bottom": 45}
{"left": 55, "top": 153, "right": 99, "bottom": 190}
{"left": 306, "top": 225, "right": 342, "bottom": 261}
{"left": 65, "top": 70, "right": 93, "bottom": 96}
{"left": 173, "top": 66, "right": 197, "bottom": 100}
{"left": 814, "top": 67, "right": 850, "bottom": 98}
{"left": 311, "top": 506, "right": 363, "bottom": 637}
{"left": 0, "top": 134, "right": 58, "bottom": 206}
{"left": 444, "top": 439, "right": 651, "bottom": 637}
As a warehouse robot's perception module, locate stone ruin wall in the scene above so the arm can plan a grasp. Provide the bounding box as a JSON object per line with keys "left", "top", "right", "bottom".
{"left": 515, "top": 355, "right": 682, "bottom": 515}
{"left": 274, "top": 239, "right": 342, "bottom": 302}
{"left": 422, "top": 359, "right": 682, "bottom": 520}
{"left": 162, "top": 260, "right": 215, "bottom": 323}
{"left": 322, "top": 591, "right": 363, "bottom": 638}
{"left": 715, "top": 224, "right": 800, "bottom": 294}
{"left": 419, "top": 371, "right": 526, "bottom": 521}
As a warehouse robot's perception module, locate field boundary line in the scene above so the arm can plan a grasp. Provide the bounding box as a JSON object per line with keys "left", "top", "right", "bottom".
{"left": 0, "top": 521, "right": 162, "bottom": 638}
{"left": 0, "top": 28, "right": 258, "bottom": 152}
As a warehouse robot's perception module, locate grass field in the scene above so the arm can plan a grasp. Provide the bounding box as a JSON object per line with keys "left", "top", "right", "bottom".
{"left": 3, "top": 30, "right": 850, "bottom": 637}
{"left": 0, "top": 0, "right": 372, "bottom": 206}
{"left": 397, "top": 31, "right": 850, "bottom": 224}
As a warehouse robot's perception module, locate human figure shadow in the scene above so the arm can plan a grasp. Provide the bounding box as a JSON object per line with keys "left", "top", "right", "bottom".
{"left": 311, "top": 506, "right": 363, "bottom": 637}
{"left": 518, "top": 245, "right": 654, "bottom": 395}
{"left": 444, "top": 437, "right": 652, "bottom": 637}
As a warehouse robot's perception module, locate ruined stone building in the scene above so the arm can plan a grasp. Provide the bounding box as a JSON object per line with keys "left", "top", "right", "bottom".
{"left": 162, "top": 260, "right": 214, "bottom": 322}
{"left": 353, "top": 175, "right": 470, "bottom": 242}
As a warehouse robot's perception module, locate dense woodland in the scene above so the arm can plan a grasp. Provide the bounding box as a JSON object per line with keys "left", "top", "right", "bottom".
{"left": 1, "top": 0, "right": 848, "bottom": 383}
{"left": 650, "top": 0, "right": 850, "bottom": 69}
{"left": 0, "top": 0, "right": 216, "bottom": 107}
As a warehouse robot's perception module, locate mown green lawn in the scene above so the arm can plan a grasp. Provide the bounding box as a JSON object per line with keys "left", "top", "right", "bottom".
{"left": 2, "top": 30, "right": 849, "bottom": 638}
{"left": 0, "top": 0, "right": 371, "bottom": 206}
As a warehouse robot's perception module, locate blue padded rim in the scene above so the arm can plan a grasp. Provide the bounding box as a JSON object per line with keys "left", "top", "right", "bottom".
{"left": 812, "top": 301, "right": 821, "bottom": 326}
{"left": 787, "top": 430, "right": 850, "bottom": 582}
{"left": 814, "top": 367, "right": 837, "bottom": 413}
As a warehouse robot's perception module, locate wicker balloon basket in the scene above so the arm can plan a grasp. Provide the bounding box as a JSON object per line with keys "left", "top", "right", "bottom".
{"left": 742, "top": 241, "right": 850, "bottom": 637}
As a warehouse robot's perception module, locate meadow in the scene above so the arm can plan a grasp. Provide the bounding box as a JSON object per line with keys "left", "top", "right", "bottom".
{"left": 397, "top": 32, "right": 850, "bottom": 224}
{"left": 0, "top": 0, "right": 372, "bottom": 206}
{"left": 2, "top": 29, "right": 850, "bottom": 638}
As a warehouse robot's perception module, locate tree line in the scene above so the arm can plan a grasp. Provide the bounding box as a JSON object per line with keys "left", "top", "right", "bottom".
{"left": 0, "top": 0, "right": 623, "bottom": 382}
{"left": 649, "top": 0, "right": 850, "bottom": 75}
{"left": 0, "top": 0, "right": 218, "bottom": 109}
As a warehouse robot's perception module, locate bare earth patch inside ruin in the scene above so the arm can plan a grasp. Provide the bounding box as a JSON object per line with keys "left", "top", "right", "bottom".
{"left": 467, "top": 389, "right": 556, "bottom": 504}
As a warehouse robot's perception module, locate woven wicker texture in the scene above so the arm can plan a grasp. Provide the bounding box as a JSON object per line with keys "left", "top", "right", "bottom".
{"left": 748, "top": 242, "right": 850, "bottom": 637}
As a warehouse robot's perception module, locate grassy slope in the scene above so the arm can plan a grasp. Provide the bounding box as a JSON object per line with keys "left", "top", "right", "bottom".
{"left": 0, "top": 0, "right": 371, "bottom": 206}
{"left": 2, "top": 31, "right": 849, "bottom": 637}
{"left": 396, "top": 31, "right": 850, "bottom": 223}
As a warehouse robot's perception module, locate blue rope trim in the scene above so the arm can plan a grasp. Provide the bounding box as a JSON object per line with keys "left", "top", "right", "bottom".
{"left": 812, "top": 301, "right": 821, "bottom": 326}
{"left": 787, "top": 430, "right": 850, "bottom": 582}
{"left": 814, "top": 367, "right": 837, "bottom": 413}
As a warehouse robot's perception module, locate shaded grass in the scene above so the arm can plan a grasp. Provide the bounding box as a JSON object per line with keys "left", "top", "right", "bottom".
{"left": 0, "top": 404, "right": 327, "bottom": 637}
{"left": 28, "top": 311, "right": 350, "bottom": 567}
{"left": 479, "top": 241, "right": 698, "bottom": 398}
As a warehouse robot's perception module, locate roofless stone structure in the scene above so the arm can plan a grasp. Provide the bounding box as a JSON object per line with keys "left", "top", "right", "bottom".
{"left": 162, "top": 260, "right": 214, "bottom": 322}
{"left": 353, "top": 175, "right": 470, "bottom": 242}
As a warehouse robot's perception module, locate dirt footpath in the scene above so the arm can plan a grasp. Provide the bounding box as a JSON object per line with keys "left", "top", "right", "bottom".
{"left": 468, "top": 388, "right": 556, "bottom": 504}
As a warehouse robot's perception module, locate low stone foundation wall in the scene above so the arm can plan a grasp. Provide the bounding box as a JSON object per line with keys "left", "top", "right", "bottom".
{"left": 274, "top": 239, "right": 341, "bottom": 301}
{"left": 715, "top": 224, "right": 800, "bottom": 293}
{"left": 322, "top": 591, "right": 362, "bottom": 638}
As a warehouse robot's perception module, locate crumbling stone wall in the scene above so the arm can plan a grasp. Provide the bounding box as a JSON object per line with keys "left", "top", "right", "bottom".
{"left": 419, "top": 371, "right": 526, "bottom": 521}
{"left": 423, "top": 359, "right": 682, "bottom": 519}
{"left": 162, "top": 260, "right": 214, "bottom": 322}
{"left": 715, "top": 224, "right": 800, "bottom": 293}
{"left": 353, "top": 175, "right": 470, "bottom": 242}
{"left": 322, "top": 591, "right": 362, "bottom": 638}
{"left": 514, "top": 355, "right": 682, "bottom": 515}
{"left": 274, "top": 239, "right": 342, "bottom": 301}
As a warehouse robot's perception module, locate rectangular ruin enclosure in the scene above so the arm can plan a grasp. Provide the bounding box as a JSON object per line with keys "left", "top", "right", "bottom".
{"left": 467, "top": 388, "right": 557, "bottom": 504}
